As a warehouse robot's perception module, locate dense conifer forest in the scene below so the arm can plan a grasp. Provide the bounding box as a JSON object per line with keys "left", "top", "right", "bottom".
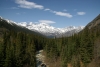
{"left": 44, "top": 25, "right": 100, "bottom": 67}
{"left": 0, "top": 31, "right": 46, "bottom": 67}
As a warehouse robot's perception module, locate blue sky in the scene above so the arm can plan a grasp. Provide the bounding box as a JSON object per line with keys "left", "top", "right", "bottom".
{"left": 0, "top": 0, "right": 100, "bottom": 28}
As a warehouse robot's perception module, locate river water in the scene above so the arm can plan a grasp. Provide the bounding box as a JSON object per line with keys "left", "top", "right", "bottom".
{"left": 36, "top": 50, "right": 46, "bottom": 67}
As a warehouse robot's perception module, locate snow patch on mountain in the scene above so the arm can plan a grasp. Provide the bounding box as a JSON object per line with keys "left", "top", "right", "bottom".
{"left": 0, "top": 17, "right": 17, "bottom": 25}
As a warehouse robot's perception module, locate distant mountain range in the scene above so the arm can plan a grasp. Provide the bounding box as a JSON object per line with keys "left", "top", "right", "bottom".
{"left": 18, "top": 22, "right": 84, "bottom": 37}
{"left": 0, "top": 16, "right": 84, "bottom": 37}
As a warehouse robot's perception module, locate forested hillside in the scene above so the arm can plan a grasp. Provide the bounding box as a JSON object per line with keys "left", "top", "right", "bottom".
{"left": 0, "top": 31, "right": 47, "bottom": 67}
{"left": 0, "top": 18, "right": 43, "bottom": 37}
{"left": 44, "top": 14, "right": 100, "bottom": 67}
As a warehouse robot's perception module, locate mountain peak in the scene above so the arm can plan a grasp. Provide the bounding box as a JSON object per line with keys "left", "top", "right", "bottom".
{"left": 0, "top": 16, "right": 3, "bottom": 19}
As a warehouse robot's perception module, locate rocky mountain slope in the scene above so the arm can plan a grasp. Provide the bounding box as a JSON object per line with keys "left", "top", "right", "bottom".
{"left": 86, "top": 14, "right": 100, "bottom": 29}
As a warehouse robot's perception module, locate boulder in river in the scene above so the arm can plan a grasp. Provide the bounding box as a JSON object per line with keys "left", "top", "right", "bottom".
{"left": 41, "top": 63, "right": 46, "bottom": 67}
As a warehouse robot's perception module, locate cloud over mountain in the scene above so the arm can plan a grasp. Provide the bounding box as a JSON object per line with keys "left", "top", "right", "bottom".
{"left": 52, "top": 11, "right": 73, "bottom": 18}
{"left": 77, "top": 12, "right": 86, "bottom": 15}
{"left": 39, "top": 20, "right": 56, "bottom": 24}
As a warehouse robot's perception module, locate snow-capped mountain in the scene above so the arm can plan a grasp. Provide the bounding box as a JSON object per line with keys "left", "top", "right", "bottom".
{"left": 18, "top": 22, "right": 84, "bottom": 37}
{"left": 0, "top": 16, "right": 84, "bottom": 37}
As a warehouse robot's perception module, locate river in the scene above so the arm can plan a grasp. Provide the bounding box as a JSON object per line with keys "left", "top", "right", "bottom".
{"left": 36, "top": 50, "right": 47, "bottom": 67}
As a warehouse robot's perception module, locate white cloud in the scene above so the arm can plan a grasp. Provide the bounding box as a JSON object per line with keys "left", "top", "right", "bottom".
{"left": 15, "top": 0, "right": 72, "bottom": 18}
{"left": 15, "top": 0, "right": 44, "bottom": 9}
{"left": 44, "top": 8, "right": 50, "bottom": 11}
{"left": 52, "top": 11, "right": 73, "bottom": 18}
{"left": 44, "top": 9, "right": 73, "bottom": 18}
{"left": 77, "top": 12, "right": 86, "bottom": 15}
{"left": 39, "top": 20, "right": 56, "bottom": 24}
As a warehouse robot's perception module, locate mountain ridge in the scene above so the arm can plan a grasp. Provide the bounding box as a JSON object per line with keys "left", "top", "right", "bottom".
{"left": 0, "top": 17, "right": 44, "bottom": 37}
{"left": 0, "top": 16, "right": 84, "bottom": 37}
{"left": 85, "top": 14, "right": 100, "bottom": 29}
